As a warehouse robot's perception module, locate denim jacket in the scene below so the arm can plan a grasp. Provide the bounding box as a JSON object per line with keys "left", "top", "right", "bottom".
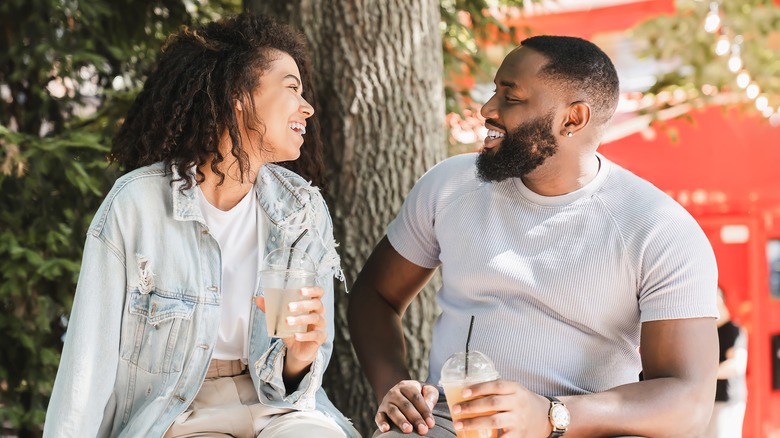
{"left": 44, "top": 162, "right": 359, "bottom": 437}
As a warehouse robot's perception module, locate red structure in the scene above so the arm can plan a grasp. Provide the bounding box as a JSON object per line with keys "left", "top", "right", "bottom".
{"left": 600, "top": 106, "right": 780, "bottom": 437}
{"left": 500, "top": 0, "right": 676, "bottom": 41}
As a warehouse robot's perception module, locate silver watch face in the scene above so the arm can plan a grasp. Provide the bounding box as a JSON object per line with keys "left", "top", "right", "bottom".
{"left": 550, "top": 403, "right": 571, "bottom": 428}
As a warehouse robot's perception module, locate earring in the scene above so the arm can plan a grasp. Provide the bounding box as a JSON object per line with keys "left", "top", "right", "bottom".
{"left": 566, "top": 131, "right": 573, "bottom": 137}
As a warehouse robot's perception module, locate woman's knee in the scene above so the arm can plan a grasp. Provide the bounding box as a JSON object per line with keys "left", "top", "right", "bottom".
{"left": 257, "top": 411, "right": 347, "bottom": 438}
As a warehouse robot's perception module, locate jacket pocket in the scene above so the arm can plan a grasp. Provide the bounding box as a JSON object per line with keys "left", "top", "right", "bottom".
{"left": 121, "top": 290, "right": 196, "bottom": 374}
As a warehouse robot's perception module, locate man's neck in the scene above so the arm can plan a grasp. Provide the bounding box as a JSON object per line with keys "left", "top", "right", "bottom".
{"left": 521, "top": 153, "right": 601, "bottom": 197}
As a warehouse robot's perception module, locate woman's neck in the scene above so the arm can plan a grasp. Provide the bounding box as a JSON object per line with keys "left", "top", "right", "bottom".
{"left": 197, "top": 157, "right": 258, "bottom": 211}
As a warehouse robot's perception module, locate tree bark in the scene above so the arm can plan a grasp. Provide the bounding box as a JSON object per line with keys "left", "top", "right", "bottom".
{"left": 245, "top": 0, "right": 445, "bottom": 434}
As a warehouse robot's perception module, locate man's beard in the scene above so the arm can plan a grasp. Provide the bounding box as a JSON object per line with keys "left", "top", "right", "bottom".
{"left": 476, "top": 111, "right": 559, "bottom": 183}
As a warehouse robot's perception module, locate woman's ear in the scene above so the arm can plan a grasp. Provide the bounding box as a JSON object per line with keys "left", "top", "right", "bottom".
{"left": 560, "top": 101, "right": 591, "bottom": 138}
{"left": 234, "top": 99, "right": 244, "bottom": 112}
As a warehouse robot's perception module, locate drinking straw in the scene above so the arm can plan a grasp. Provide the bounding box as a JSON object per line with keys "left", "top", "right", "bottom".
{"left": 286, "top": 229, "right": 309, "bottom": 272}
{"left": 282, "top": 229, "right": 309, "bottom": 287}
{"left": 465, "top": 314, "right": 475, "bottom": 376}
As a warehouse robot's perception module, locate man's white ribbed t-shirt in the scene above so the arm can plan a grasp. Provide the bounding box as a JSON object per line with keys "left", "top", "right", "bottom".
{"left": 387, "top": 153, "right": 718, "bottom": 396}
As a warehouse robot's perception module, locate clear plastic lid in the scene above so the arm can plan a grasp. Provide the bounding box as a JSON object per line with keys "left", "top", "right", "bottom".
{"left": 262, "top": 247, "right": 315, "bottom": 272}
{"left": 439, "top": 350, "right": 499, "bottom": 384}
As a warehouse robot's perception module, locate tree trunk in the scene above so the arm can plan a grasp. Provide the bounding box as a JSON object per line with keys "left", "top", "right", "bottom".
{"left": 245, "top": 0, "right": 445, "bottom": 434}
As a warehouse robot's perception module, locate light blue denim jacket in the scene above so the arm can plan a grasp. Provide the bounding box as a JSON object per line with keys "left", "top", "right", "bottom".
{"left": 44, "top": 162, "right": 359, "bottom": 437}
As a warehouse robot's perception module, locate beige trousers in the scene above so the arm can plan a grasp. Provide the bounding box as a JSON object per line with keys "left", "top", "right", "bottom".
{"left": 164, "top": 360, "right": 346, "bottom": 438}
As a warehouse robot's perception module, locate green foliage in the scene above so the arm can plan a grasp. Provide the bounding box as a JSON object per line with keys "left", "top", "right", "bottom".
{"left": 630, "top": 0, "right": 780, "bottom": 116}
{"left": 0, "top": 0, "right": 239, "bottom": 434}
{"left": 440, "top": 0, "right": 539, "bottom": 114}
{"left": 0, "top": 127, "right": 115, "bottom": 433}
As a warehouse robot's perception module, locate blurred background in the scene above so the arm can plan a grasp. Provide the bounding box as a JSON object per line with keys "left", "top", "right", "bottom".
{"left": 1, "top": 0, "right": 779, "bottom": 436}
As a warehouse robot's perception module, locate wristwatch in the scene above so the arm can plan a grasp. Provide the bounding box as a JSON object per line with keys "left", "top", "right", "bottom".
{"left": 545, "top": 396, "right": 570, "bottom": 438}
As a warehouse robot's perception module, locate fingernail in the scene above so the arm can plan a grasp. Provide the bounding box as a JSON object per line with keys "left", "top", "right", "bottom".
{"left": 403, "top": 423, "right": 411, "bottom": 432}
{"left": 288, "top": 303, "right": 298, "bottom": 311}
{"left": 454, "top": 421, "right": 463, "bottom": 430}
{"left": 452, "top": 405, "right": 461, "bottom": 414}
{"left": 286, "top": 316, "right": 296, "bottom": 325}
{"left": 462, "top": 389, "right": 472, "bottom": 398}
{"left": 381, "top": 423, "right": 389, "bottom": 432}
{"left": 301, "top": 287, "right": 312, "bottom": 296}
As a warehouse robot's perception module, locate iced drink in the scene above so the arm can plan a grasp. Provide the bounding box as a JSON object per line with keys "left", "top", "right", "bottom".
{"left": 262, "top": 285, "right": 312, "bottom": 337}
{"left": 260, "top": 247, "right": 316, "bottom": 338}
{"left": 440, "top": 351, "right": 500, "bottom": 438}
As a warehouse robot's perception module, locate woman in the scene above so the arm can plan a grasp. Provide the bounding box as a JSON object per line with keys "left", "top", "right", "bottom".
{"left": 44, "top": 13, "right": 357, "bottom": 438}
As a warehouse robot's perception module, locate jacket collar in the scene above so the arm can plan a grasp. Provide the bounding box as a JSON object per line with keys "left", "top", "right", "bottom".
{"left": 171, "top": 163, "right": 309, "bottom": 225}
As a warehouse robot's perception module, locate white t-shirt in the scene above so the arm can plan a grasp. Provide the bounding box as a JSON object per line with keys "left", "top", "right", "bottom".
{"left": 387, "top": 153, "right": 718, "bottom": 396}
{"left": 197, "top": 186, "right": 260, "bottom": 362}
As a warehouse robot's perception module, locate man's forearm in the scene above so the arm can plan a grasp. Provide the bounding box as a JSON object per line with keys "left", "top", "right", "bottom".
{"left": 348, "top": 286, "right": 411, "bottom": 404}
{"left": 560, "top": 376, "right": 714, "bottom": 437}
{"left": 348, "top": 236, "right": 437, "bottom": 405}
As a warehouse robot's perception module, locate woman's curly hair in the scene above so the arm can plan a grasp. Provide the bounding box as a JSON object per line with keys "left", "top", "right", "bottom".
{"left": 110, "top": 13, "right": 325, "bottom": 189}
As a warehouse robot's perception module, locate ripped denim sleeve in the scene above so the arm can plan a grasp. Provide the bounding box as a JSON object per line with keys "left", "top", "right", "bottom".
{"left": 317, "top": 243, "right": 346, "bottom": 293}
{"left": 254, "top": 341, "right": 324, "bottom": 410}
{"left": 136, "top": 255, "right": 155, "bottom": 294}
{"left": 283, "top": 185, "right": 347, "bottom": 292}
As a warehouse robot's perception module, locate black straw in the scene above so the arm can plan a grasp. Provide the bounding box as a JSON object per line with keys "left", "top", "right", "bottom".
{"left": 465, "top": 315, "right": 475, "bottom": 376}
{"left": 283, "top": 229, "right": 309, "bottom": 287}
{"left": 286, "top": 229, "right": 309, "bottom": 269}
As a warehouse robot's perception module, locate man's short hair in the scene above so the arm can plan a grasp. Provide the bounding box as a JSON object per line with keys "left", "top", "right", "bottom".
{"left": 520, "top": 35, "right": 620, "bottom": 125}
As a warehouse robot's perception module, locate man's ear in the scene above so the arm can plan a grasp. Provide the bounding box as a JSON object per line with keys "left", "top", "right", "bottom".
{"left": 560, "top": 101, "right": 591, "bottom": 138}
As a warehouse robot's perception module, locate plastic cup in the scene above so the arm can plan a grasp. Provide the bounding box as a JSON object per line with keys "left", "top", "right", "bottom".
{"left": 260, "top": 247, "right": 316, "bottom": 338}
{"left": 439, "top": 351, "right": 500, "bottom": 438}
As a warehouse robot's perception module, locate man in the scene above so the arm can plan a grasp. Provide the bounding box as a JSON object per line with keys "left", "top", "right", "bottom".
{"left": 348, "top": 36, "right": 719, "bottom": 437}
